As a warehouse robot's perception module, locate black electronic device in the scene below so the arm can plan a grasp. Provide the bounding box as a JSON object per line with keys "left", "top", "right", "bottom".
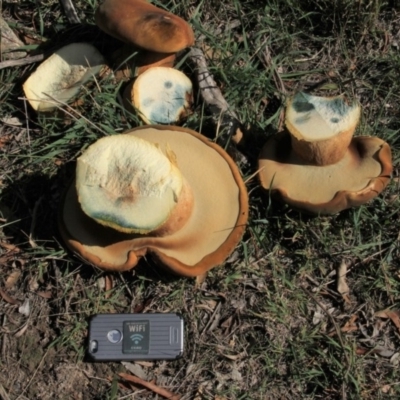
{"left": 88, "top": 313, "right": 184, "bottom": 361}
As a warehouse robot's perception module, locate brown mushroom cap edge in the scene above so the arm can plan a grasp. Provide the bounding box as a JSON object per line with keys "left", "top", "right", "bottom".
{"left": 258, "top": 133, "right": 392, "bottom": 214}
{"left": 59, "top": 125, "right": 248, "bottom": 277}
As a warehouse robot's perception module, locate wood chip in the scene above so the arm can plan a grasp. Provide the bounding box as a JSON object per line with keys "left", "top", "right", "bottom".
{"left": 375, "top": 309, "right": 400, "bottom": 333}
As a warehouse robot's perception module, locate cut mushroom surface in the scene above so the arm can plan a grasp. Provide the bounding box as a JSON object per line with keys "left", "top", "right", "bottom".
{"left": 258, "top": 133, "right": 392, "bottom": 214}
{"left": 60, "top": 126, "right": 248, "bottom": 276}
{"left": 23, "top": 43, "right": 105, "bottom": 112}
{"left": 126, "top": 67, "right": 193, "bottom": 124}
{"left": 286, "top": 92, "right": 361, "bottom": 165}
{"left": 76, "top": 135, "right": 190, "bottom": 234}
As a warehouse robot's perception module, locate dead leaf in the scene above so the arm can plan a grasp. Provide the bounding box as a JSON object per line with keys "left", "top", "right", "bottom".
{"left": 312, "top": 305, "right": 324, "bottom": 325}
{"left": 390, "top": 352, "right": 400, "bottom": 366}
{"left": 374, "top": 309, "right": 400, "bottom": 333}
{"left": 37, "top": 291, "right": 52, "bottom": 299}
{"left": 18, "top": 298, "right": 30, "bottom": 316}
{"left": 5, "top": 270, "right": 21, "bottom": 289}
{"left": 121, "top": 362, "right": 148, "bottom": 380}
{"left": 0, "top": 287, "right": 21, "bottom": 305}
{"left": 356, "top": 346, "right": 368, "bottom": 355}
{"left": 14, "top": 322, "right": 29, "bottom": 338}
{"left": 337, "top": 261, "right": 350, "bottom": 303}
{"left": 0, "top": 242, "right": 20, "bottom": 252}
{"left": 134, "top": 361, "right": 154, "bottom": 368}
{"left": 341, "top": 314, "right": 358, "bottom": 333}
{"left": 355, "top": 345, "right": 394, "bottom": 358}
{"left": 381, "top": 384, "right": 391, "bottom": 394}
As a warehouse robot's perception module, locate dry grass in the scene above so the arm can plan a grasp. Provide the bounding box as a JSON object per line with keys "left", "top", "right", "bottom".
{"left": 1, "top": 0, "right": 400, "bottom": 399}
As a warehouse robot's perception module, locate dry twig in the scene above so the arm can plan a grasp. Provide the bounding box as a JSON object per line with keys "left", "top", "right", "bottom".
{"left": 119, "top": 372, "right": 180, "bottom": 400}
{"left": 59, "top": 0, "right": 81, "bottom": 24}
{"left": 187, "top": 47, "right": 244, "bottom": 145}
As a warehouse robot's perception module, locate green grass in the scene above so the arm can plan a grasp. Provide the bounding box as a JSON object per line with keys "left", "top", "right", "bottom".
{"left": 1, "top": 0, "right": 400, "bottom": 399}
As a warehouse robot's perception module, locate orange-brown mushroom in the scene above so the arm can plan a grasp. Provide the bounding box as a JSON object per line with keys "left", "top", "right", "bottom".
{"left": 95, "top": 0, "right": 194, "bottom": 76}
{"left": 59, "top": 125, "right": 248, "bottom": 277}
{"left": 258, "top": 92, "right": 392, "bottom": 214}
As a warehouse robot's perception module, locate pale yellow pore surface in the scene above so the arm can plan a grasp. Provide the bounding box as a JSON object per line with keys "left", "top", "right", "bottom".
{"left": 286, "top": 93, "right": 361, "bottom": 141}
{"left": 259, "top": 137, "right": 382, "bottom": 203}
{"left": 23, "top": 43, "right": 105, "bottom": 112}
{"left": 132, "top": 67, "right": 192, "bottom": 124}
{"left": 76, "top": 135, "right": 183, "bottom": 233}
{"left": 64, "top": 128, "right": 240, "bottom": 266}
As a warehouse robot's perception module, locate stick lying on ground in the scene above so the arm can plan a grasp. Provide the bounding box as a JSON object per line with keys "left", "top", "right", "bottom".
{"left": 187, "top": 47, "right": 244, "bottom": 146}
{"left": 119, "top": 372, "right": 181, "bottom": 400}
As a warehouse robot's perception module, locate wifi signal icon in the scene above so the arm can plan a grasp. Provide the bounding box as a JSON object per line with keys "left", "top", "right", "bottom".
{"left": 130, "top": 334, "right": 144, "bottom": 344}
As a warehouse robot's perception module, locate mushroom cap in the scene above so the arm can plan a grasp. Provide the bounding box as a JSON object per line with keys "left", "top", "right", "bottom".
{"left": 124, "top": 66, "right": 193, "bottom": 124}
{"left": 286, "top": 92, "right": 361, "bottom": 165}
{"left": 95, "top": 0, "right": 195, "bottom": 53}
{"left": 59, "top": 125, "right": 248, "bottom": 276}
{"left": 23, "top": 43, "right": 105, "bottom": 112}
{"left": 113, "top": 45, "right": 176, "bottom": 80}
{"left": 76, "top": 134, "right": 191, "bottom": 234}
{"left": 258, "top": 132, "right": 392, "bottom": 214}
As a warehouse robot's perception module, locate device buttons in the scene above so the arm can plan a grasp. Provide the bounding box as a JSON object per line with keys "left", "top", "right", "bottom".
{"left": 169, "top": 326, "right": 179, "bottom": 344}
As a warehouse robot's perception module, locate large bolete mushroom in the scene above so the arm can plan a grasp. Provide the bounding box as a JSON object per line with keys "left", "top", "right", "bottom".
{"left": 258, "top": 92, "right": 392, "bottom": 214}
{"left": 23, "top": 43, "right": 106, "bottom": 112}
{"left": 59, "top": 125, "right": 248, "bottom": 277}
{"left": 95, "top": 0, "right": 195, "bottom": 76}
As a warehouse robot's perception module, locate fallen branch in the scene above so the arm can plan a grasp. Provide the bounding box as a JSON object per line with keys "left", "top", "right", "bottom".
{"left": 187, "top": 47, "right": 244, "bottom": 146}
{"left": 0, "top": 53, "right": 45, "bottom": 69}
{"left": 119, "top": 372, "right": 180, "bottom": 400}
{"left": 59, "top": 0, "right": 82, "bottom": 24}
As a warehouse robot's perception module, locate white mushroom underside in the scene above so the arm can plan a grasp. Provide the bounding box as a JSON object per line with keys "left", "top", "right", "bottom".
{"left": 76, "top": 135, "right": 183, "bottom": 231}
{"left": 23, "top": 43, "right": 105, "bottom": 112}
{"left": 133, "top": 67, "right": 192, "bottom": 124}
{"left": 286, "top": 93, "right": 360, "bottom": 140}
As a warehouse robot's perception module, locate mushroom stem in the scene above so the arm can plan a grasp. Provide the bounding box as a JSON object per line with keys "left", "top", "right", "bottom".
{"left": 285, "top": 92, "right": 361, "bottom": 166}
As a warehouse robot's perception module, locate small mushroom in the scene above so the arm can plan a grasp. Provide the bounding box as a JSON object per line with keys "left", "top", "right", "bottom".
{"left": 123, "top": 66, "right": 193, "bottom": 124}
{"left": 258, "top": 92, "right": 392, "bottom": 214}
{"left": 95, "top": 0, "right": 194, "bottom": 76}
{"left": 59, "top": 125, "right": 248, "bottom": 276}
{"left": 23, "top": 43, "right": 105, "bottom": 112}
